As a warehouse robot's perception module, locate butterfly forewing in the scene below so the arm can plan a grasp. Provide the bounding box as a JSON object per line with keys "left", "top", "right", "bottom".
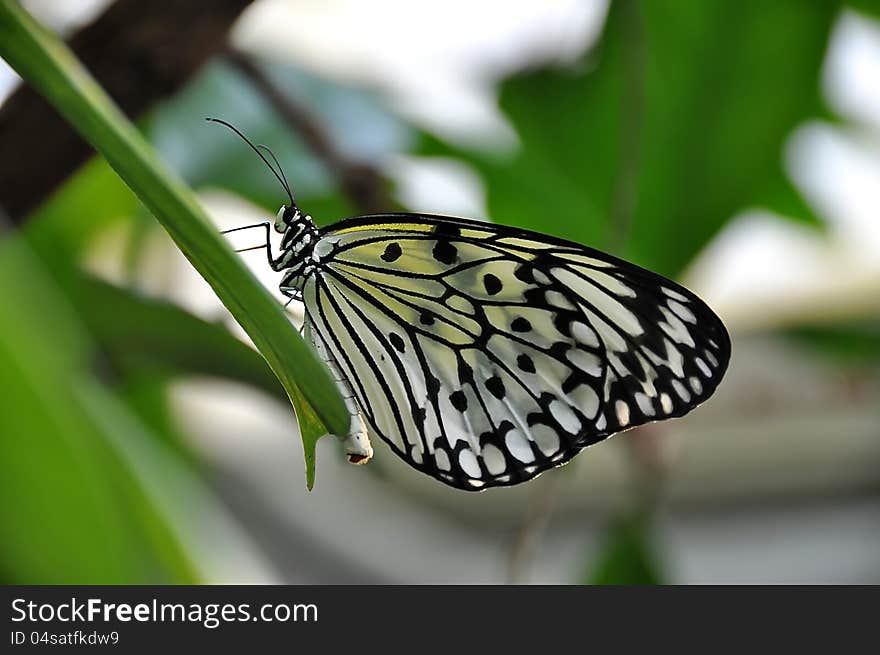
{"left": 303, "top": 214, "right": 730, "bottom": 490}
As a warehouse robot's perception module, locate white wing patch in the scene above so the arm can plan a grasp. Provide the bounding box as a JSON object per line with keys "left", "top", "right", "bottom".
{"left": 301, "top": 215, "right": 730, "bottom": 491}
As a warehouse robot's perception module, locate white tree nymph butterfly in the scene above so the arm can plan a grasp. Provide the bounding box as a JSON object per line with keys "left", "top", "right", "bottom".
{"left": 211, "top": 118, "right": 731, "bottom": 491}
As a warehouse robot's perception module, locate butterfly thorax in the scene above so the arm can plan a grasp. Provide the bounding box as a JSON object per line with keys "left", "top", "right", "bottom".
{"left": 273, "top": 205, "right": 321, "bottom": 298}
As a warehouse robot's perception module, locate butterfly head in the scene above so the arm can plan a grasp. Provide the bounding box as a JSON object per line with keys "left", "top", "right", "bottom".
{"left": 275, "top": 204, "right": 316, "bottom": 234}
{"left": 274, "top": 204, "right": 297, "bottom": 233}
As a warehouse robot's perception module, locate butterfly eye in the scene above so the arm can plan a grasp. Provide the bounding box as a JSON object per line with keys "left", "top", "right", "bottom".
{"left": 274, "top": 205, "right": 287, "bottom": 233}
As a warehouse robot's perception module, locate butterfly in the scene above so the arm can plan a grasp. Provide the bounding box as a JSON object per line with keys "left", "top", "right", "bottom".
{"left": 210, "top": 119, "right": 731, "bottom": 491}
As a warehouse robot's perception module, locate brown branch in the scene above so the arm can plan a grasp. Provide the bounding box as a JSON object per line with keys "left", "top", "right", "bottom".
{"left": 224, "top": 48, "right": 392, "bottom": 215}
{"left": 0, "top": 0, "right": 256, "bottom": 222}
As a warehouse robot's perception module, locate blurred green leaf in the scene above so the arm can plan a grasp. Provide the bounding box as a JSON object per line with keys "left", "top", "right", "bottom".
{"left": 118, "top": 370, "right": 197, "bottom": 463}
{"left": 421, "top": 0, "right": 840, "bottom": 276}
{"left": 0, "top": 237, "right": 198, "bottom": 583}
{"left": 585, "top": 511, "right": 665, "bottom": 585}
{"left": 76, "top": 276, "right": 325, "bottom": 487}
{"left": 23, "top": 157, "right": 140, "bottom": 262}
{"left": 149, "top": 59, "right": 410, "bottom": 221}
{"left": 76, "top": 277, "right": 282, "bottom": 394}
{"left": 0, "top": 1, "right": 350, "bottom": 478}
{"left": 846, "top": 0, "right": 880, "bottom": 18}
{"left": 785, "top": 321, "right": 880, "bottom": 366}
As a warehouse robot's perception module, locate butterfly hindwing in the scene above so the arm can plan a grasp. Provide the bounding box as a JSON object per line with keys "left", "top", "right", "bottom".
{"left": 302, "top": 214, "right": 730, "bottom": 490}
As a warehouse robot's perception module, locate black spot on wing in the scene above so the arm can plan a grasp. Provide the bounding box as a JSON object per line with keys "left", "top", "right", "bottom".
{"left": 514, "top": 262, "right": 534, "bottom": 284}
{"left": 449, "top": 390, "right": 468, "bottom": 412}
{"left": 425, "top": 372, "right": 441, "bottom": 397}
{"left": 434, "top": 223, "right": 461, "bottom": 238}
{"left": 389, "top": 332, "right": 406, "bottom": 352}
{"left": 517, "top": 353, "right": 536, "bottom": 373}
{"left": 432, "top": 240, "right": 457, "bottom": 265}
{"left": 485, "top": 375, "right": 505, "bottom": 399}
{"left": 380, "top": 242, "right": 402, "bottom": 262}
{"left": 511, "top": 317, "right": 532, "bottom": 333}
{"left": 483, "top": 273, "right": 502, "bottom": 295}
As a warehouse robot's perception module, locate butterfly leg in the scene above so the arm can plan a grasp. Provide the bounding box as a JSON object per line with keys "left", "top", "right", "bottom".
{"left": 222, "top": 221, "right": 289, "bottom": 271}
{"left": 303, "top": 321, "right": 373, "bottom": 464}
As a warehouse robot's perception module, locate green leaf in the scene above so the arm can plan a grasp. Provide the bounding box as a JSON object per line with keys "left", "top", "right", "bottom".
{"left": 420, "top": 0, "right": 839, "bottom": 276}
{"left": 118, "top": 369, "right": 197, "bottom": 461}
{"left": 289, "top": 387, "right": 327, "bottom": 491}
{"left": 75, "top": 277, "right": 284, "bottom": 395}
{"left": 0, "top": 237, "right": 198, "bottom": 583}
{"left": 75, "top": 276, "right": 326, "bottom": 487}
{"left": 0, "top": 0, "right": 349, "bottom": 482}
{"left": 784, "top": 321, "right": 880, "bottom": 366}
{"left": 846, "top": 0, "right": 880, "bottom": 19}
{"left": 24, "top": 156, "right": 140, "bottom": 262}
{"left": 585, "top": 511, "right": 665, "bottom": 585}
{"left": 149, "top": 58, "right": 410, "bottom": 220}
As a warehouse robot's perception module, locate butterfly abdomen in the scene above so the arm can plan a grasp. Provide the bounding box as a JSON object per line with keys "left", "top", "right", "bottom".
{"left": 304, "top": 321, "right": 374, "bottom": 464}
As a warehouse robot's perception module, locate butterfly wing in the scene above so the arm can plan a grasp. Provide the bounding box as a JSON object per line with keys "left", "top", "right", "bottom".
{"left": 302, "top": 214, "right": 730, "bottom": 490}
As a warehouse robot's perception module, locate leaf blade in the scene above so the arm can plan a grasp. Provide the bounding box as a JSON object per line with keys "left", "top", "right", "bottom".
{"left": 0, "top": 0, "right": 349, "bottom": 478}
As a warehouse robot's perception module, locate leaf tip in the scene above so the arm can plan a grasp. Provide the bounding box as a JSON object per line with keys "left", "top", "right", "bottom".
{"left": 304, "top": 438, "right": 317, "bottom": 491}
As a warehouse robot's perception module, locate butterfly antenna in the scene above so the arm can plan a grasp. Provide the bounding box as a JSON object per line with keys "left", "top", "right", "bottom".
{"left": 205, "top": 117, "right": 295, "bottom": 207}
{"left": 258, "top": 144, "right": 294, "bottom": 204}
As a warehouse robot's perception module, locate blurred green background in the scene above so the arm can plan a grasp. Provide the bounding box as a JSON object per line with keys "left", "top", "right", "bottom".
{"left": 1, "top": 0, "right": 878, "bottom": 584}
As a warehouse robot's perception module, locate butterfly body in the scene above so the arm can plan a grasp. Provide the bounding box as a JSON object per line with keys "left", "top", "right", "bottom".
{"left": 267, "top": 205, "right": 320, "bottom": 295}
{"left": 264, "top": 204, "right": 730, "bottom": 492}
